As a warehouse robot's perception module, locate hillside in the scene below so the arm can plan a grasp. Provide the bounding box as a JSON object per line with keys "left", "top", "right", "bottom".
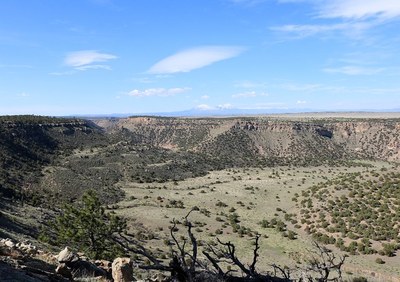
{"left": 1, "top": 114, "right": 399, "bottom": 211}
{"left": 94, "top": 116, "right": 400, "bottom": 164}
{"left": 0, "top": 116, "right": 109, "bottom": 198}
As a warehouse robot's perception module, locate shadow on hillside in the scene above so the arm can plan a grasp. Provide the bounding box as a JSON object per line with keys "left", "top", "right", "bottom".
{"left": 0, "top": 205, "right": 36, "bottom": 239}
{"left": 0, "top": 258, "right": 61, "bottom": 282}
{"left": 0, "top": 217, "right": 35, "bottom": 238}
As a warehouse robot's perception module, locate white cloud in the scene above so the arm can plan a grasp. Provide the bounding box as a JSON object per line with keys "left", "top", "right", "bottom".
{"left": 296, "top": 100, "right": 307, "bottom": 104}
{"left": 127, "top": 87, "right": 191, "bottom": 97}
{"left": 64, "top": 50, "right": 117, "bottom": 68}
{"left": 196, "top": 104, "right": 213, "bottom": 110}
{"left": 201, "top": 95, "right": 210, "bottom": 100}
{"left": 323, "top": 66, "right": 384, "bottom": 75}
{"left": 218, "top": 103, "right": 234, "bottom": 109}
{"left": 148, "top": 46, "right": 244, "bottom": 74}
{"left": 273, "top": 0, "right": 400, "bottom": 38}
{"left": 317, "top": 0, "right": 400, "bottom": 20}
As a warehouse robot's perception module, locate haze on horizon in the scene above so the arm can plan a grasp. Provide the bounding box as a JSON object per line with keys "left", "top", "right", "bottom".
{"left": 0, "top": 0, "right": 399, "bottom": 116}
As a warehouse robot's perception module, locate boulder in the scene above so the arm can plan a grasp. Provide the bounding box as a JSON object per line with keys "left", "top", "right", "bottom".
{"left": 0, "top": 238, "right": 16, "bottom": 248}
{"left": 57, "top": 247, "right": 79, "bottom": 263}
{"left": 112, "top": 257, "right": 133, "bottom": 282}
{"left": 55, "top": 247, "right": 109, "bottom": 280}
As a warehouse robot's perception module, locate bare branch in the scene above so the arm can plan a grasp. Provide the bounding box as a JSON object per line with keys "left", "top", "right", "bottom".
{"left": 112, "top": 234, "right": 171, "bottom": 272}
{"left": 303, "top": 241, "right": 347, "bottom": 281}
{"left": 249, "top": 234, "right": 260, "bottom": 275}
{"left": 271, "top": 264, "right": 291, "bottom": 280}
{"left": 216, "top": 237, "right": 251, "bottom": 277}
{"left": 202, "top": 251, "right": 225, "bottom": 277}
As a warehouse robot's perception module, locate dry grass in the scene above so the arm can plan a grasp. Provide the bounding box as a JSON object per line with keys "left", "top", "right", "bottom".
{"left": 112, "top": 161, "right": 399, "bottom": 281}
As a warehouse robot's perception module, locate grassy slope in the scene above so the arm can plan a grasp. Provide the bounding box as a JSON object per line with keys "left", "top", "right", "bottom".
{"left": 114, "top": 162, "right": 400, "bottom": 281}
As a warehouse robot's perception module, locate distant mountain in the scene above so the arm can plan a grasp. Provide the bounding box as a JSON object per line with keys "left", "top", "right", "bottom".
{"left": 153, "top": 107, "right": 318, "bottom": 117}
{"left": 68, "top": 107, "right": 400, "bottom": 119}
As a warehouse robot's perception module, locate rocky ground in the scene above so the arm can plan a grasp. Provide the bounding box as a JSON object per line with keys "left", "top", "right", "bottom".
{"left": 0, "top": 238, "right": 159, "bottom": 282}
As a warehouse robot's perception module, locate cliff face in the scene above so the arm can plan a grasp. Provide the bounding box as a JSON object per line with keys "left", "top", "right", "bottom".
{"left": 94, "top": 117, "right": 400, "bottom": 163}
{"left": 329, "top": 121, "right": 400, "bottom": 161}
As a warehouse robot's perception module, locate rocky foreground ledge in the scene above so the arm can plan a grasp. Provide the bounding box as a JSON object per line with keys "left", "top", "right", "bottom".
{"left": 0, "top": 238, "right": 164, "bottom": 282}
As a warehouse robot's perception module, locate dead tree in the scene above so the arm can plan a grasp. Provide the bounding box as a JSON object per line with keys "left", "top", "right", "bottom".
{"left": 302, "top": 241, "right": 347, "bottom": 282}
{"left": 201, "top": 234, "right": 281, "bottom": 281}
{"left": 168, "top": 210, "right": 205, "bottom": 282}
{"left": 114, "top": 209, "right": 210, "bottom": 281}
{"left": 114, "top": 210, "right": 345, "bottom": 282}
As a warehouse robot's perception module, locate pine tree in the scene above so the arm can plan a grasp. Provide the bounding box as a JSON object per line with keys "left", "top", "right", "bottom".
{"left": 53, "top": 190, "right": 126, "bottom": 260}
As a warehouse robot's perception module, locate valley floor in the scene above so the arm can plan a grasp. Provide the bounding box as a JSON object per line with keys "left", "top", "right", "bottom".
{"left": 112, "top": 161, "right": 400, "bottom": 281}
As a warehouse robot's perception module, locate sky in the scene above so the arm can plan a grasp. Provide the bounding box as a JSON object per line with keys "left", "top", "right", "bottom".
{"left": 1, "top": 0, "right": 400, "bottom": 115}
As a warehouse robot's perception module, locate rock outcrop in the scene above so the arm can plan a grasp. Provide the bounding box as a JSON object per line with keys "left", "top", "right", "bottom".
{"left": 0, "top": 238, "right": 67, "bottom": 281}
{"left": 94, "top": 116, "right": 400, "bottom": 163}
{"left": 0, "top": 240, "right": 116, "bottom": 282}
{"left": 112, "top": 257, "right": 133, "bottom": 282}
{"left": 55, "top": 247, "right": 110, "bottom": 280}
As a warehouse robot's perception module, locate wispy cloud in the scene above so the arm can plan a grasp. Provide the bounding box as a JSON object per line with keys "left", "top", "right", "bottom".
{"left": 75, "top": 64, "right": 112, "bottom": 71}
{"left": 148, "top": 46, "right": 245, "bottom": 74}
{"left": 272, "top": 0, "right": 400, "bottom": 38}
{"left": 278, "top": 82, "right": 400, "bottom": 95}
{"left": 317, "top": 0, "right": 400, "bottom": 20}
{"left": 201, "top": 95, "right": 210, "bottom": 100}
{"left": 127, "top": 87, "right": 191, "bottom": 97}
{"left": 64, "top": 50, "right": 117, "bottom": 70}
{"left": 271, "top": 22, "right": 371, "bottom": 38}
{"left": 323, "top": 65, "right": 384, "bottom": 75}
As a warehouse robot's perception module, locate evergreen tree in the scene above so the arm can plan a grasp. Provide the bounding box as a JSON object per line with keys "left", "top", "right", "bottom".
{"left": 53, "top": 190, "right": 126, "bottom": 260}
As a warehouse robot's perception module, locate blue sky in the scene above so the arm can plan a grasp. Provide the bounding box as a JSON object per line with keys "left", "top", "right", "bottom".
{"left": 1, "top": 0, "right": 400, "bottom": 115}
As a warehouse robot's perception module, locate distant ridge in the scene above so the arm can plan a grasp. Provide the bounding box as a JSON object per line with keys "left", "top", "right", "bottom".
{"left": 68, "top": 107, "right": 400, "bottom": 119}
